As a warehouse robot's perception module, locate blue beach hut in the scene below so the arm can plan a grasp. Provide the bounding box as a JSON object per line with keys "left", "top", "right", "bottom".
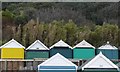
{"left": 38, "top": 53, "right": 77, "bottom": 72}
{"left": 50, "top": 40, "right": 73, "bottom": 58}
{"left": 97, "top": 41, "right": 118, "bottom": 59}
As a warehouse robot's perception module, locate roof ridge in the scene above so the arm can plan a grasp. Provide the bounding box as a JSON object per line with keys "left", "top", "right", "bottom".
{"left": 26, "top": 40, "right": 49, "bottom": 50}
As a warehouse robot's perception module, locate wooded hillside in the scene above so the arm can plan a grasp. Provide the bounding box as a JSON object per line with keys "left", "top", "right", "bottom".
{"left": 2, "top": 2, "right": 120, "bottom": 48}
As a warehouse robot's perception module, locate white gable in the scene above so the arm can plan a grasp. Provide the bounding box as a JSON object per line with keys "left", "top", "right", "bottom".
{"left": 38, "top": 53, "right": 77, "bottom": 68}
{"left": 98, "top": 41, "right": 118, "bottom": 50}
{"left": 73, "top": 40, "right": 95, "bottom": 49}
{"left": 50, "top": 40, "right": 72, "bottom": 49}
{"left": 0, "top": 39, "right": 25, "bottom": 48}
{"left": 26, "top": 40, "right": 49, "bottom": 50}
{"left": 82, "top": 52, "right": 119, "bottom": 70}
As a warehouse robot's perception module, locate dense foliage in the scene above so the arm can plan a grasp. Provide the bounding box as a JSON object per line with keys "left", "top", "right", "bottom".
{"left": 2, "top": 2, "right": 118, "bottom": 25}
{"left": 2, "top": 2, "right": 120, "bottom": 48}
{"left": 2, "top": 19, "right": 120, "bottom": 48}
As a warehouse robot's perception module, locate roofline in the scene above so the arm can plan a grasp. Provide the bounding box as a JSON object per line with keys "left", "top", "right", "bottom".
{"left": 82, "top": 52, "right": 119, "bottom": 70}
{"left": 73, "top": 40, "right": 95, "bottom": 49}
{"left": 73, "top": 46, "right": 95, "bottom": 49}
{"left": 98, "top": 46, "right": 118, "bottom": 49}
{"left": 0, "top": 39, "right": 25, "bottom": 49}
{"left": 38, "top": 53, "right": 77, "bottom": 68}
{"left": 49, "top": 40, "right": 72, "bottom": 49}
{"left": 26, "top": 40, "right": 49, "bottom": 50}
{"left": 98, "top": 42, "right": 118, "bottom": 50}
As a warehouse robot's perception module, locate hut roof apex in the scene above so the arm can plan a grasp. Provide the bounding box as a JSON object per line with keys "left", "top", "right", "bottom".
{"left": 38, "top": 53, "right": 77, "bottom": 69}
{"left": 26, "top": 40, "right": 49, "bottom": 50}
{"left": 0, "top": 39, "right": 25, "bottom": 49}
{"left": 73, "top": 40, "right": 95, "bottom": 49}
{"left": 50, "top": 40, "right": 72, "bottom": 49}
{"left": 81, "top": 52, "right": 119, "bottom": 70}
{"left": 98, "top": 41, "right": 118, "bottom": 50}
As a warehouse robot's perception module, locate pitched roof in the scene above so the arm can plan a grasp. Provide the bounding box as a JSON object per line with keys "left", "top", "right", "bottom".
{"left": 73, "top": 40, "right": 95, "bottom": 49}
{"left": 26, "top": 40, "right": 49, "bottom": 50}
{"left": 81, "top": 52, "right": 119, "bottom": 70}
{"left": 116, "top": 62, "right": 120, "bottom": 68}
{"left": 98, "top": 41, "right": 118, "bottom": 50}
{"left": 38, "top": 53, "right": 77, "bottom": 68}
{"left": 0, "top": 39, "right": 25, "bottom": 49}
{"left": 50, "top": 40, "right": 72, "bottom": 49}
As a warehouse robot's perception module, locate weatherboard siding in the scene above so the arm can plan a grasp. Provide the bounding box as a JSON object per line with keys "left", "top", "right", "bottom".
{"left": 1, "top": 48, "right": 24, "bottom": 59}
{"left": 50, "top": 47, "right": 73, "bottom": 58}
{"left": 39, "top": 66, "right": 76, "bottom": 69}
{"left": 39, "top": 66, "right": 76, "bottom": 72}
{"left": 26, "top": 50, "right": 49, "bottom": 59}
{"left": 97, "top": 49, "right": 118, "bottom": 59}
{"left": 38, "top": 70, "right": 76, "bottom": 72}
{"left": 73, "top": 47, "right": 95, "bottom": 59}
{"left": 77, "top": 69, "right": 119, "bottom": 72}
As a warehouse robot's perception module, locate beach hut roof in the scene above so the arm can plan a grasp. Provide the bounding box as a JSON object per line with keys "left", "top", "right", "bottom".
{"left": 73, "top": 40, "right": 95, "bottom": 49}
{"left": 0, "top": 39, "right": 25, "bottom": 49}
{"left": 81, "top": 52, "right": 119, "bottom": 70}
{"left": 98, "top": 41, "right": 118, "bottom": 49}
{"left": 50, "top": 40, "right": 72, "bottom": 49}
{"left": 26, "top": 40, "right": 49, "bottom": 50}
{"left": 116, "top": 62, "right": 120, "bottom": 68}
{"left": 38, "top": 53, "right": 77, "bottom": 68}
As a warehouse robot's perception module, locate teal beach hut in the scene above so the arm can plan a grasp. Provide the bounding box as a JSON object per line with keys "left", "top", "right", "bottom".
{"left": 26, "top": 40, "right": 49, "bottom": 59}
{"left": 78, "top": 52, "right": 119, "bottom": 72}
{"left": 97, "top": 41, "right": 118, "bottom": 59}
{"left": 38, "top": 53, "right": 77, "bottom": 72}
{"left": 50, "top": 40, "right": 73, "bottom": 58}
{"left": 73, "top": 40, "right": 95, "bottom": 60}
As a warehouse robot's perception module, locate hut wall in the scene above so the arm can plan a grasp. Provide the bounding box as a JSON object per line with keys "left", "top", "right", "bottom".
{"left": 26, "top": 50, "right": 49, "bottom": 59}
{"left": 1, "top": 48, "right": 24, "bottom": 59}
{"left": 50, "top": 47, "right": 73, "bottom": 58}
{"left": 97, "top": 49, "right": 118, "bottom": 59}
{"left": 73, "top": 48, "right": 95, "bottom": 59}
{"left": 38, "top": 66, "right": 76, "bottom": 72}
{"left": 39, "top": 70, "right": 76, "bottom": 72}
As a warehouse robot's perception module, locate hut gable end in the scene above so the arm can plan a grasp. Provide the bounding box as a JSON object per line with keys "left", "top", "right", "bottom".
{"left": 26, "top": 40, "right": 49, "bottom": 50}
{"left": 82, "top": 52, "right": 119, "bottom": 70}
{"left": 73, "top": 40, "right": 95, "bottom": 49}
{"left": 0, "top": 39, "right": 25, "bottom": 48}
{"left": 50, "top": 40, "right": 72, "bottom": 49}
{"left": 39, "top": 53, "right": 77, "bottom": 68}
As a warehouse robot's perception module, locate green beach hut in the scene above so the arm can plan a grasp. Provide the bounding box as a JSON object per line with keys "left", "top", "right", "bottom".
{"left": 96, "top": 41, "right": 118, "bottom": 59}
{"left": 78, "top": 52, "right": 119, "bottom": 72}
{"left": 38, "top": 53, "right": 77, "bottom": 72}
{"left": 73, "top": 40, "right": 95, "bottom": 60}
{"left": 50, "top": 40, "right": 73, "bottom": 58}
{"left": 26, "top": 40, "right": 49, "bottom": 59}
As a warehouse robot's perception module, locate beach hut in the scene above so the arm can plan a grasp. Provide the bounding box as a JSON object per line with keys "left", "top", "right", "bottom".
{"left": 116, "top": 62, "right": 120, "bottom": 71}
{"left": 73, "top": 40, "right": 95, "bottom": 60}
{"left": 38, "top": 53, "right": 77, "bottom": 72}
{"left": 0, "top": 39, "right": 25, "bottom": 59}
{"left": 50, "top": 40, "right": 73, "bottom": 58}
{"left": 78, "top": 52, "right": 119, "bottom": 72}
{"left": 26, "top": 40, "right": 49, "bottom": 59}
{"left": 97, "top": 41, "right": 118, "bottom": 59}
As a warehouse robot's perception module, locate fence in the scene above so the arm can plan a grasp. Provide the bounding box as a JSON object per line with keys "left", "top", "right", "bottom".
{"left": 0, "top": 58, "right": 81, "bottom": 71}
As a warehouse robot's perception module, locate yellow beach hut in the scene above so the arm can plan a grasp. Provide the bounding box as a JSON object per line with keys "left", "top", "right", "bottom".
{"left": 0, "top": 39, "right": 25, "bottom": 59}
